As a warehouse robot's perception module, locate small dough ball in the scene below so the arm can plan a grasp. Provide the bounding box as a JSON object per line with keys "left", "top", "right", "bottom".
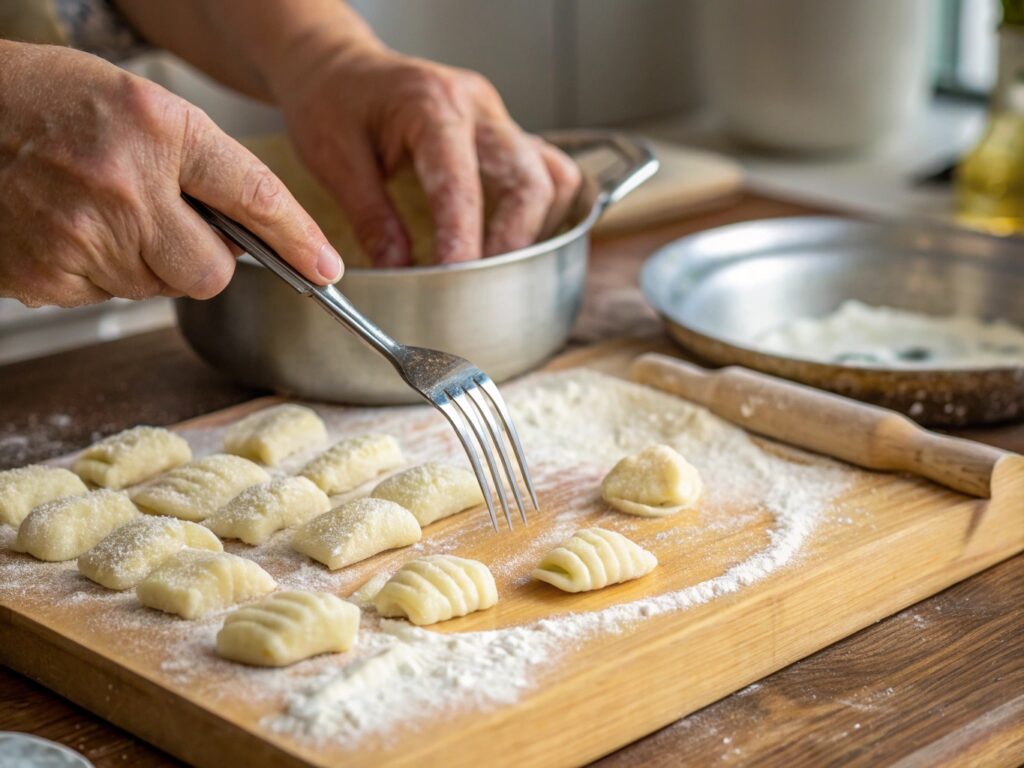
{"left": 15, "top": 490, "right": 140, "bottom": 562}
{"left": 223, "top": 404, "right": 327, "bottom": 466}
{"left": 204, "top": 476, "right": 331, "bottom": 545}
{"left": 73, "top": 426, "right": 192, "bottom": 490}
{"left": 601, "top": 445, "right": 702, "bottom": 517}
{"left": 78, "top": 516, "right": 223, "bottom": 590}
{"left": 374, "top": 554, "right": 498, "bottom": 626}
{"left": 300, "top": 434, "right": 404, "bottom": 495}
{"left": 216, "top": 590, "right": 359, "bottom": 667}
{"left": 291, "top": 498, "right": 421, "bottom": 570}
{"left": 370, "top": 463, "right": 483, "bottom": 526}
{"left": 0, "top": 466, "right": 88, "bottom": 527}
{"left": 136, "top": 550, "right": 276, "bottom": 620}
{"left": 532, "top": 527, "right": 657, "bottom": 593}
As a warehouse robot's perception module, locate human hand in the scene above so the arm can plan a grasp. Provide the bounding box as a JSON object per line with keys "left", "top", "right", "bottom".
{"left": 271, "top": 44, "right": 582, "bottom": 266}
{"left": 0, "top": 41, "right": 342, "bottom": 307}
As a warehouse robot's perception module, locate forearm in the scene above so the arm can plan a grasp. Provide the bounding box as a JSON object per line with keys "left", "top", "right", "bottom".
{"left": 111, "top": 0, "right": 384, "bottom": 102}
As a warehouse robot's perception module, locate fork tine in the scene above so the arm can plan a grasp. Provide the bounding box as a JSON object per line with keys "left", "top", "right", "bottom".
{"left": 450, "top": 388, "right": 514, "bottom": 531}
{"left": 465, "top": 384, "right": 527, "bottom": 525}
{"left": 477, "top": 375, "right": 539, "bottom": 517}
{"left": 436, "top": 399, "right": 499, "bottom": 531}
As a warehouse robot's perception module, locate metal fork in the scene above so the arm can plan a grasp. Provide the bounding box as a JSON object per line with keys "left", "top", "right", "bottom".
{"left": 183, "top": 194, "right": 536, "bottom": 530}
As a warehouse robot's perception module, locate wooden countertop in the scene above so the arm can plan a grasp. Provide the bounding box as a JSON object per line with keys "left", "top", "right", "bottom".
{"left": 1, "top": 194, "right": 1021, "bottom": 767}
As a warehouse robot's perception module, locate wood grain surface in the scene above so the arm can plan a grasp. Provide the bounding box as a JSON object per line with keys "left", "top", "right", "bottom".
{"left": 0, "top": 194, "right": 1021, "bottom": 767}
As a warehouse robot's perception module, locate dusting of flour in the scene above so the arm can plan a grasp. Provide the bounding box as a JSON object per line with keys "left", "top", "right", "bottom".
{"left": 0, "top": 370, "right": 852, "bottom": 750}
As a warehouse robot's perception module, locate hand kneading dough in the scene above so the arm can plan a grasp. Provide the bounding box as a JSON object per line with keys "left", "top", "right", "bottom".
{"left": 15, "top": 490, "right": 139, "bottom": 561}
{"left": 136, "top": 550, "right": 276, "bottom": 619}
{"left": 532, "top": 527, "right": 657, "bottom": 593}
{"left": 130, "top": 454, "right": 269, "bottom": 521}
{"left": 78, "top": 516, "right": 223, "bottom": 590}
{"left": 291, "top": 498, "right": 420, "bottom": 570}
{"left": 204, "top": 476, "right": 331, "bottom": 545}
{"left": 370, "top": 463, "right": 484, "bottom": 526}
{"left": 0, "top": 466, "right": 88, "bottom": 527}
{"left": 223, "top": 404, "right": 327, "bottom": 466}
{"left": 216, "top": 590, "right": 359, "bottom": 666}
{"left": 72, "top": 426, "right": 192, "bottom": 489}
{"left": 374, "top": 554, "right": 497, "bottom": 625}
{"left": 601, "top": 445, "right": 703, "bottom": 517}
{"left": 300, "top": 434, "right": 403, "bottom": 495}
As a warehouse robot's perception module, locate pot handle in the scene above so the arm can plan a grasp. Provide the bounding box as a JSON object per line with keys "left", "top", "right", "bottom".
{"left": 543, "top": 130, "right": 659, "bottom": 211}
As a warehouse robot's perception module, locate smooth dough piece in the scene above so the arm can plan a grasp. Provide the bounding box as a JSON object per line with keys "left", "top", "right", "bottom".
{"left": 14, "top": 490, "right": 139, "bottom": 562}
{"left": 374, "top": 554, "right": 498, "bottom": 626}
{"left": 291, "top": 498, "right": 421, "bottom": 570}
{"left": 130, "top": 454, "right": 270, "bottom": 522}
{"left": 300, "top": 434, "right": 403, "bottom": 495}
{"left": 72, "top": 426, "right": 192, "bottom": 490}
{"left": 601, "top": 444, "right": 703, "bottom": 518}
{"left": 204, "top": 476, "right": 331, "bottom": 545}
{"left": 223, "top": 404, "right": 327, "bottom": 466}
{"left": 532, "top": 527, "right": 657, "bottom": 593}
{"left": 216, "top": 590, "right": 359, "bottom": 667}
{"left": 370, "top": 463, "right": 484, "bottom": 526}
{"left": 78, "top": 516, "right": 223, "bottom": 590}
{"left": 136, "top": 549, "right": 276, "bottom": 620}
{"left": 0, "top": 466, "right": 88, "bottom": 527}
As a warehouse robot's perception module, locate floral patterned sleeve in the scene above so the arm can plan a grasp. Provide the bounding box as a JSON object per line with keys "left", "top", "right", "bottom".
{"left": 0, "top": 0, "right": 149, "bottom": 61}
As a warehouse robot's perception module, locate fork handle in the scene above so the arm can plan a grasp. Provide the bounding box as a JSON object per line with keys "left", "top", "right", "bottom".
{"left": 182, "top": 194, "right": 405, "bottom": 366}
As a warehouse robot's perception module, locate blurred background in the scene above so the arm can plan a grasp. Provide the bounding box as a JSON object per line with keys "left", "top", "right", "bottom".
{"left": 0, "top": 0, "right": 1009, "bottom": 364}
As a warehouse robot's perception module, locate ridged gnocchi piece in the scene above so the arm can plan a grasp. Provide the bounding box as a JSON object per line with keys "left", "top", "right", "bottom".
{"left": 136, "top": 550, "right": 276, "bottom": 620}
{"left": 15, "top": 490, "right": 139, "bottom": 562}
{"left": 291, "top": 498, "right": 421, "bottom": 570}
{"left": 72, "top": 426, "right": 192, "bottom": 490}
{"left": 601, "top": 445, "right": 703, "bottom": 518}
{"left": 216, "top": 590, "right": 360, "bottom": 667}
{"left": 532, "top": 528, "right": 657, "bottom": 593}
{"left": 204, "top": 476, "right": 331, "bottom": 545}
{"left": 374, "top": 554, "right": 498, "bottom": 625}
{"left": 370, "top": 463, "right": 484, "bottom": 526}
{"left": 223, "top": 404, "right": 327, "bottom": 466}
{"left": 130, "top": 454, "right": 270, "bottom": 521}
{"left": 300, "top": 434, "right": 403, "bottom": 495}
{"left": 0, "top": 466, "right": 88, "bottom": 527}
{"left": 78, "top": 516, "right": 223, "bottom": 590}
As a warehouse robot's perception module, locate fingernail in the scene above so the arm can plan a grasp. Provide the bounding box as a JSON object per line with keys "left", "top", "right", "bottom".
{"left": 317, "top": 244, "right": 343, "bottom": 283}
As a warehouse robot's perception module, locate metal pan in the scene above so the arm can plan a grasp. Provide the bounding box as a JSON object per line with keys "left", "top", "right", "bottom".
{"left": 640, "top": 216, "right": 1024, "bottom": 427}
{"left": 176, "top": 131, "right": 657, "bottom": 404}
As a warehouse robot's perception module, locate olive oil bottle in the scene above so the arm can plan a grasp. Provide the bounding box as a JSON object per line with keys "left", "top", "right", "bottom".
{"left": 955, "top": 0, "right": 1024, "bottom": 236}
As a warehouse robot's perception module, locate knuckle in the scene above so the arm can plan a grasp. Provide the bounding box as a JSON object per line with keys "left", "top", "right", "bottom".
{"left": 120, "top": 74, "right": 176, "bottom": 131}
{"left": 239, "top": 165, "right": 286, "bottom": 227}
{"left": 187, "top": 259, "right": 234, "bottom": 300}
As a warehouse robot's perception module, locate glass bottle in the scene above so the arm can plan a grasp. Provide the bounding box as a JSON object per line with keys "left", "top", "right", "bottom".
{"left": 955, "top": 0, "right": 1024, "bottom": 236}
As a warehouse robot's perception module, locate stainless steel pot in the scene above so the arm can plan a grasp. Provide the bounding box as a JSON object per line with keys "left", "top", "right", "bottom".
{"left": 176, "top": 131, "right": 657, "bottom": 404}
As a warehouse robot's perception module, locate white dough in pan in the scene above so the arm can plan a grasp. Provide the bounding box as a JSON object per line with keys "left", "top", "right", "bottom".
{"left": 0, "top": 466, "right": 88, "bottom": 528}
{"left": 291, "top": 498, "right": 420, "bottom": 570}
{"left": 223, "top": 404, "right": 327, "bottom": 466}
{"left": 130, "top": 454, "right": 269, "bottom": 522}
{"left": 204, "top": 476, "right": 331, "bottom": 545}
{"left": 15, "top": 490, "right": 139, "bottom": 562}
{"left": 300, "top": 434, "right": 403, "bottom": 495}
{"left": 73, "top": 426, "right": 192, "bottom": 490}
{"left": 370, "top": 463, "right": 483, "bottom": 526}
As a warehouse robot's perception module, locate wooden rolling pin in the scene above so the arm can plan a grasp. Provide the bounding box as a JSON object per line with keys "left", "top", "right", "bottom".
{"left": 631, "top": 353, "right": 1018, "bottom": 498}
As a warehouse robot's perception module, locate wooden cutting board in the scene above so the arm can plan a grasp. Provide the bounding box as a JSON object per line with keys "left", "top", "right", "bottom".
{"left": 0, "top": 338, "right": 1020, "bottom": 768}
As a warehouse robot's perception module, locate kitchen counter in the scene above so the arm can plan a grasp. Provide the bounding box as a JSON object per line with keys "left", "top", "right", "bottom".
{"left": 1, "top": 194, "right": 1021, "bottom": 767}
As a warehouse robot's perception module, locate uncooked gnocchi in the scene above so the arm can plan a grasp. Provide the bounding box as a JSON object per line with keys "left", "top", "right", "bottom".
{"left": 204, "top": 476, "right": 331, "bottom": 545}
{"left": 216, "top": 590, "right": 359, "bottom": 667}
{"left": 291, "top": 498, "right": 420, "bottom": 570}
{"left": 78, "top": 516, "right": 223, "bottom": 590}
{"left": 532, "top": 527, "right": 657, "bottom": 593}
{"left": 15, "top": 490, "right": 139, "bottom": 562}
{"left": 72, "top": 426, "right": 192, "bottom": 489}
{"left": 374, "top": 554, "right": 498, "bottom": 625}
{"left": 300, "top": 434, "right": 403, "bottom": 495}
{"left": 130, "top": 454, "right": 269, "bottom": 521}
{"left": 601, "top": 445, "right": 703, "bottom": 517}
{"left": 0, "top": 466, "right": 88, "bottom": 527}
{"left": 223, "top": 404, "right": 327, "bottom": 466}
{"left": 370, "top": 463, "right": 484, "bottom": 526}
{"left": 136, "top": 549, "right": 276, "bottom": 620}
